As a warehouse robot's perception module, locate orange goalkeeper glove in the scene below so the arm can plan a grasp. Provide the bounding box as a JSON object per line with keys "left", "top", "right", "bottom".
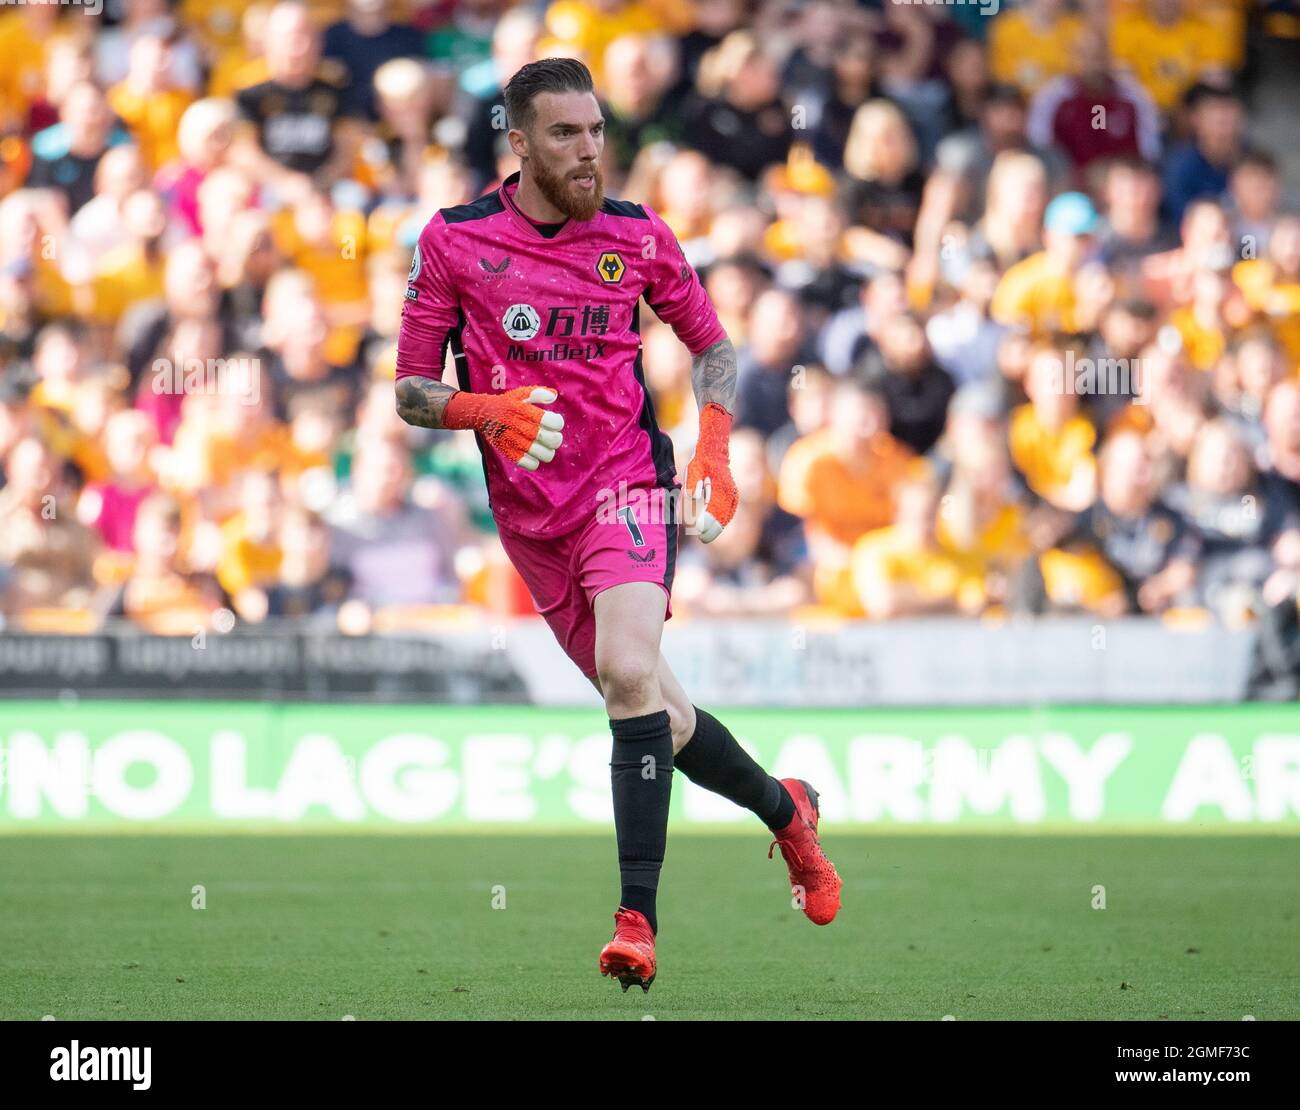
{"left": 684, "top": 402, "right": 738, "bottom": 544}
{"left": 443, "top": 386, "right": 564, "bottom": 472}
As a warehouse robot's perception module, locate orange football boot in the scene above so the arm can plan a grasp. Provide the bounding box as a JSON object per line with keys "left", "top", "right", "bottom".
{"left": 768, "top": 779, "right": 842, "bottom": 925}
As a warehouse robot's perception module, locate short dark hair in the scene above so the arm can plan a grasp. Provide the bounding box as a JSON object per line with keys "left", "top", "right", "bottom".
{"left": 503, "top": 58, "right": 595, "bottom": 132}
{"left": 982, "top": 82, "right": 1026, "bottom": 110}
{"left": 1110, "top": 297, "right": 1159, "bottom": 323}
{"left": 1183, "top": 79, "right": 1242, "bottom": 111}
{"left": 1105, "top": 154, "right": 1159, "bottom": 179}
{"left": 1235, "top": 149, "right": 1279, "bottom": 176}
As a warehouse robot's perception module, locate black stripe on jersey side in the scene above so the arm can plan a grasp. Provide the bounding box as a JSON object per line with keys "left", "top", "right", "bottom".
{"left": 447, "top": 308, "right": 471, "bottom": 393}
{"left": 662, "top": 493, "right": 679, "bottom": 598}
{"left": 599, "top": 197, "right": 649, "bottom": 220}
{"left": 446, "top": 310, "right": 495, "bottom": 505}
{"left": 440, "top": 191, "right": 507, "bottom": 224}
{"left": 629, "top": 302, "right": 677, "bottom": 492}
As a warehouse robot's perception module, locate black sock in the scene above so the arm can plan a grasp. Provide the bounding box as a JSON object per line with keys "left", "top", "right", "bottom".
{"left": 674, "top": 706, "right": 795, "bottom": 831}
{"left": 609, "top": 709, "right": 674, "bottom": 935}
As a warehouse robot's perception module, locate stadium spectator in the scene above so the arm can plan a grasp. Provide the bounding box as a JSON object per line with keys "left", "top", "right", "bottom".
{"left": 232, "top": 1, "right": 360, "bottom": 200}
{"left": 852, "top": 465, "right": 986, "bottom": 619}
{"left": 1097, "top": 158, "right": 1178, "bottom": 281}
{"left": 932, "top": 83, "right": 1066, "bottom": 228}
{"left": 1166, "top": 418, "right": 1294, "bottom": 623}
{"left": 1009, "top": 345, "right": 1099, "bottom": 513}
{"left": 27, "top": 27, "right": 97, "bottom": 145}
{"left": 865, "top": 2, "right": 960, "bottom": 163}
{"left": 118, "top": 239, "right": 225, "bottom": 396}
{"left": 778, "top": 376, "right": 914, "bottom": 615}
{"left": 1233, "top": 212, "right": 1300, "bottom": 372}
{"left": 216, "top": 466, "right": 283, "bottom": 621}
{"left": 207, "top": 3, "right": 272, "bottom": 100}
{"left": 820, "top": 267, "right": 907, "bottom": 377}
{"left": 992, "top": 191, "right": 1100, "bottom": 337}
{"left": 155, "top": 98, "right": 239, "bottom": 240}
{"left": 1168, "top": 242, "right": 1250, "bottom": 372}
{"left": 682, "top": 31, "right": 792, "bottom": 182}
{"left": 1227, "top": 151, "right": 1283, "bottom": 258}
{"left": 1084, "top": 296, "right": 1159, "bottom": 421}
{"left": 67, "top": 145, "right": 151, "bottom": 272}
{"left": 803, "top": 23, "right": 879, "bottom": 172}
{"left": 765, "top": 360, "right": 835, "bottom": 475}
{"left": 1141, "top": 198, "right": 1234, "bottom": 310}
{"left": 773, "top": 192, "right": 860, "bottom": 327}
{"left": 540, "top": 0, "right": 673, "bottom": 88}
{"left": 326, "top": 434, "right": 461, "bottom": 610}
{"left": 859, "top": 311, "right": 955, "bottom": 456}
{"left": 90, "top": 189, "right": 169, "bottom": 324}
{"left": 988, "top": 0, "right": 1084, "bottom": 99}
{"left": 966, "top": 150, "right": 1050, "bottom": 274}
{"left": 936, "top": 409, "right": 1030, "bottom": 597}
{"left": 77, "top": 408, "right": 158, "bottom": 554}
{"left": 926, "top": 257, "right": 1004, "bottom": 389}
{"left": 108, "top": 33, "right": 197, "bottom": 174}
{"left": 1027, "top": 25, "right": 1160, "bottom": 179}
{"left": 838, "top": 98, "right": 922, "bottom": 266}
{"left": 96, "top": 0, "right": 205, "bottom": 94}
{"left": 26, "top": 81, "right": 120, "bottom": 216}
{"left": 119, "top": 490, "right": 221, "bottom": 632}
{"left": 0, "top": 436, "right": 99, "bottom": 616}
{"left": 460, "top": 6, "right": 544, "bottom": 190}
{"left": 323, "top": 0, "right": 424, "bottom": 120}
{"left": 0, "top": 1, "right": 59, "bottom": 135}
{"left": 1061, "top": 429, "right": 1199, "bottom": 616}
{"left": 1110, "top": 0, "right": 1235, "bottom": 114}
{"left": 366, "top": 58, "right": 442, "bottom": 203}
{"left": 735, "top": 288, "right": 809, "bottom": 439}
{"left": 601, "top": 35, "right": 684, "bottom": 173}
{"left": 1261, "top": 380, "right": 1300, "bottom": 518}
{"left": 1216, "top": 331, "right": 1287, "bottom": 449}
{"left": 1162, "top": 82, "right": 1246, "bottom": 223}
{"left": 673, "top": 426, "right": 808, "bottom": 617}
{"left": 267, "top": 503, "right": 347, "bottom": 619}
{"left": 424, "top": 0, "right": 502, "bottom": 76}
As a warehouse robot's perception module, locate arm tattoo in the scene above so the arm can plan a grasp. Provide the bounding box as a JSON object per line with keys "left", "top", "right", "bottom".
{"left": 691, "top": 337, "right": 738, "bottom": 412}
{"left": 396, "top": 377, "right": 458, "bottom": 429}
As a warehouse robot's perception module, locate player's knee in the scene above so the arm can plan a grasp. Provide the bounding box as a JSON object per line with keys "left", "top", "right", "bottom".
{"left": 666, "top": 700, "right": 696, "bottom": 755}
{"left": 596, "top": 657, "right": 660, "bottom": 713}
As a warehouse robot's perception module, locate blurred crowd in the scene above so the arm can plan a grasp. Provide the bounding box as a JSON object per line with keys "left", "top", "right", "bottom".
{"left": 1, "top": 0, "right": 1300, "bottom": 636}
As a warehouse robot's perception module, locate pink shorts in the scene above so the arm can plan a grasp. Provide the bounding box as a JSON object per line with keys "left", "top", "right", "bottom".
{"left": 498, "top": 485, "right": 679, "bottom": 680}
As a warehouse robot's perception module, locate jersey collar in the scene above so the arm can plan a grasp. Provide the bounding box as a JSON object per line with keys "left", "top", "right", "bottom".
{"left": 498, "top": 170, "right": 577, "bottom": 241}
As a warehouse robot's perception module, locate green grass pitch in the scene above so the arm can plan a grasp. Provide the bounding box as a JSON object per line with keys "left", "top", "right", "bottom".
{"left": 2, "top": 833, "right": 1297, "bottom": 1020}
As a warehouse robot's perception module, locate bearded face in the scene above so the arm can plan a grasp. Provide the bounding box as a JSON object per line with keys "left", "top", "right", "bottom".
{"left": 514, "top": 90, "right": 607, "bottom": 221}
{"left": 529, "top": 150, "right": 605, "bottom": 221}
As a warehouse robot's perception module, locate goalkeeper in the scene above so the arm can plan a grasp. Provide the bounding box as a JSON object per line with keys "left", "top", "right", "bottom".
{"left": 395, "top": 58, "right": 841, "bottom": 994}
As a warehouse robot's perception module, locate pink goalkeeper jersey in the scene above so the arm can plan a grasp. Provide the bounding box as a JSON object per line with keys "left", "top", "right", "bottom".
{"left": 395, "top": 171, "right": 726, "bottom": 539}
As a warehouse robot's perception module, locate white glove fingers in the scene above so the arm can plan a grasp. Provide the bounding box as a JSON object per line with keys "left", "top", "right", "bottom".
{"left": 697, "top": 510, "right": 721, "bottom": 544}
{"left": 534, "top": 427, "right": 562, "bottom": 450}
